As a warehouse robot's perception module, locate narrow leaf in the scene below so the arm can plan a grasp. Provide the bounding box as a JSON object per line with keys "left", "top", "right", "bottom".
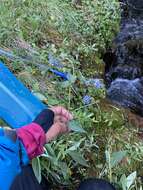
{"left": 32, "top": 157, "right": 42, "bottom": 183}
{"left": 67, "top": 141, "right": 81, "bottom": 151}
{"left": 34, "top": 92, "right": 47, "bottom": 101}
{"left": 69, "top": 120, "right": 86, "bottom": 133}
{"left": 120, "top": 174, "right": 127, "bottom": 190}
{"left": 126, "top": 171, "right": 137, "bottom": 189}
{"left": 45, "top": 144, "right": 56, "bottom": 157}
{"left": 68, "top": 151, "right": 88, "bottom": 167}
{"left": 110, "top": 151, "right": 127, "bottom": 168}
{"left": 58, "top": 161, "right": 68, "bottom": 178}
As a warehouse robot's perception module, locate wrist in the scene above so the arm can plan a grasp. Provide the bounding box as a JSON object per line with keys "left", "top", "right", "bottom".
{"left": 33, "top": 109, "right": 54, "bottom": 133}
{"left": 45, "top": 123, "right": 61, "bottom": 143}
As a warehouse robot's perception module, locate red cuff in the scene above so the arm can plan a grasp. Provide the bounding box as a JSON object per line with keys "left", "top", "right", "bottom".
{"left": 17, "top": 123, "right": 46, "bottom": 159}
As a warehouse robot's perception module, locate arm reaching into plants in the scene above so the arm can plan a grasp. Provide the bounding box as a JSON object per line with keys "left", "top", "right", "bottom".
{"left": 0, "top": 107, "right": 117, "bottom": 190}
{"left": 0, "top": 106, "right": 72, "bottom": 190}
{"left": 17, "top": 106, "right": 73, "bottom": 159}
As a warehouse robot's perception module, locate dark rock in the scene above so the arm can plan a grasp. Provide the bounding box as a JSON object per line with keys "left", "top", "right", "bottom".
{"left": 104, "top": 0, "right": 143, "bottom": 116}
{"left": 105, "top": 19, "right": 143, "bottom": 85}
{"left": 107, "top": 78, "right": 143, "bottom": 116}
{"left": 120, "top": 0, "right": 143, "bottom": 19}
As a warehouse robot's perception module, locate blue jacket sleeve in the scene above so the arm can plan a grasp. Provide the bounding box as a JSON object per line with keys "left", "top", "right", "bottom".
{"left": 0, "top": 128, "right": 29, "bottom": 190}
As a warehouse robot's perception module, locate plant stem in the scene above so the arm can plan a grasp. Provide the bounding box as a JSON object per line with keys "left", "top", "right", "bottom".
{"left": 68, "top": 86, "right": 71, "bottom": 109}
{"left": 108, "top": 148, "right": 112, "bottom": 183}
{"left": 74, "top": 102, "right": 97, "bottom": 111}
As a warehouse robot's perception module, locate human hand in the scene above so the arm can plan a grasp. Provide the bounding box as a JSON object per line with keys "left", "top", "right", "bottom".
{"left": 46, "top": 106, "right": 73, "bottom": 143}
{"left": 51, "top": 106, "right": 73, "bottom": 122}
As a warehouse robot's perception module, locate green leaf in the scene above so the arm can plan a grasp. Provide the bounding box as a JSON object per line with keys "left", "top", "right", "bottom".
{"left": 68, "top": 151, "right": 88, "bottom": 167}
{"left": 58, "top": 161, "right": 68, "bottom": 178}
{"left": 47, "top": 97, "right": 60, "bottom": 105}
{"left": 32, "top": 157, "right": 42, "bottom": 183}
{"left": 106, "top": 150, "right": 127, "bottom": 168}
{"left": 120, "top": 174, "right": 127, "bottom": 190}
{"left": 105, "top": 150, "right": 110, "bottom": 164}
{"left": 45, "top": 144, "right": 56, "bottom": 157}
{"left": 110, "top": 151, "right": 127, "bottom": 168}
{"left": 120, "top": 172, "right": 136, "bottom": 190}
{"left": 69, "top": 120, "right": 86, "bottom": 133}
{"left": 67, "top": 141, "right": 81, "bottom": 151}
{"left": 33, "top": 92, "right": 47, "bottom": 101}
{"left": 126, "top": 171, "right": 137, "bottom": 189}
{"left": 49, "top": 171, "right": 61, "bottom": 183}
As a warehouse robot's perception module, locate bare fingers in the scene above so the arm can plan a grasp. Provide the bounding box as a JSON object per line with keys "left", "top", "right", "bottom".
{"left": 51, "top": 106, "right": 73, "bottom": 120}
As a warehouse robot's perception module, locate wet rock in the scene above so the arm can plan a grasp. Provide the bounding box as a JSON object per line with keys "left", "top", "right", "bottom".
{"left": 104, "top": 0, "right": 143, "bottom": 115}
{"left": 107, "top": 78, "right": 143, "bottom": 116}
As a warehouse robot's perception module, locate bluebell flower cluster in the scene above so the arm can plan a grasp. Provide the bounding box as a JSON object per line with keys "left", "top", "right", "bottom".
{"left": 85, "top": 78, "right": 104, "bottom": 89}
{"left": 82, "top": 95, "right": 92, "bottom": 105}
{"left": 93, "top": 79, "right": 104, "bottom": 89}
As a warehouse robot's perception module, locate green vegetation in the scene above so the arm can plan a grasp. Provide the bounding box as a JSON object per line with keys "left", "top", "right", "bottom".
{"left": 0, "top": 0, "right": 120, "bottom": 67}
{"left": 0, "top": 0, "right": 143, "bottom": 189}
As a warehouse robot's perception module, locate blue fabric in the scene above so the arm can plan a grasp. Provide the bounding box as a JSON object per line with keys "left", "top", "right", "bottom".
{"left": 0, "top": 129, "right": 29, "bottom": 190}
{"left": 0, "top": 127, "right": 4, "bottom": 136}
{"left": 0, "top": 61, "right": 46, "bottom": 129}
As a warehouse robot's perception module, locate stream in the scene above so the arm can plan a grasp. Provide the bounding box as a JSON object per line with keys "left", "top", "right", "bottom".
{"left": 104, "top": 0, "right": 143, "bottom": 116}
